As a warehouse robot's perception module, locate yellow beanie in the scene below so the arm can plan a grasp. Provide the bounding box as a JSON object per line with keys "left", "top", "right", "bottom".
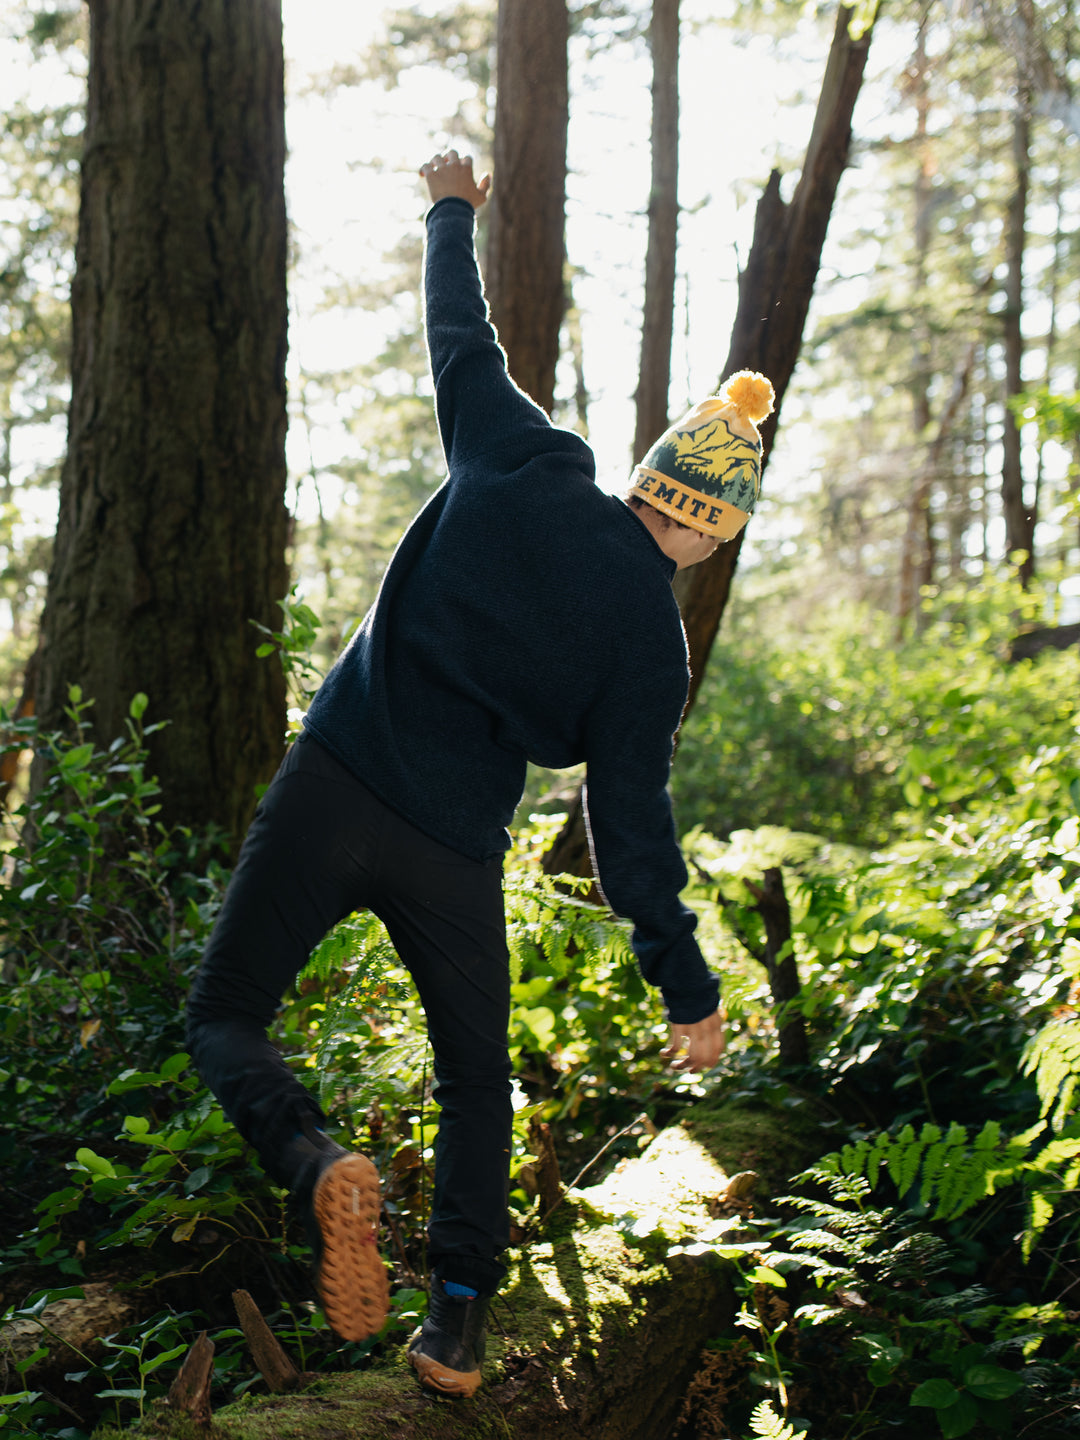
{"left": 630, "top": 370, "right": 775, "bottom": 539}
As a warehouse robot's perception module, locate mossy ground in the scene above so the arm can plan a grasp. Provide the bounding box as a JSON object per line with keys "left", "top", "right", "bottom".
{"left": 91, "top": 1104, "right": 809, "bottom": 1439}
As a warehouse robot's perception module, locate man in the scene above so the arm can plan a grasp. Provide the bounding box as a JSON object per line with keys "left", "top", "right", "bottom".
{"left": 186, "top": 150, "right": 772, "bottom": 1399}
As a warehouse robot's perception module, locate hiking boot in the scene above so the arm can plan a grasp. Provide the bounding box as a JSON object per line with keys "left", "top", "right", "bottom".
{"left": 407, "top": 1275, "right": 489, "bottom": 1398}
{"left": 287, "top": 1129, "right": 390, "bottom": 1343}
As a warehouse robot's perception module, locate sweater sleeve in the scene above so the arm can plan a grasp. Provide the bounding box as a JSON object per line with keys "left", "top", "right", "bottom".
{"left": 582, "top": 658, "right": 721, "bottom": 1026}
{"left": 423, "top": 197, "right": 555, "bottom": 473}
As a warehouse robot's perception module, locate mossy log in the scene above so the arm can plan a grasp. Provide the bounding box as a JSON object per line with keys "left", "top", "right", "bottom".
{"left": 91, "top": 1101, "right": 828, "bottom": 1440}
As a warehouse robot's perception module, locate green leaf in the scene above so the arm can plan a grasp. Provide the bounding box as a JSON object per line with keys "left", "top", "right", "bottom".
{"left": 911, "top": 1379, "right": 961, "bottom": 1409}
{"left": 140, "top": 1343, "right": 187, "bottom": 1376}
{"left": 938, "top": 1392, "right": 980, "bottom": 1438}
{"left": 59, "top": 743, "right": 95, "bottom": 772}
{"left": 183, "top": 1166, "right": 212, "bottom": 1195}
{"left": 128, "top": 692, "right": 149, "bottom": 719}
{"left": 75, "top": 1147, "right": 116, "bottom": 1178}
{"left": 747, "top": 1265, "right": 787, "bottom": 1287}
{"left": 15, "top": 1346, "right": 49, "bottom": 1374}
{"left": 963, "top": 1364, "right": 1023, "bottom": 1400}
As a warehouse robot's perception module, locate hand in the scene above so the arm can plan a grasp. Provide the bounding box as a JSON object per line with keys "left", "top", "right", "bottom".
{"left": 419, "top": 150, "right": 492, "bottom": 209}
{"left": 661, "top": 1010, "right": 725, "bottom": 1073}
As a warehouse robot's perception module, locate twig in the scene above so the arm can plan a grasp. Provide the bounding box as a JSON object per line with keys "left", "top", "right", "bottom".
{"left": 524, "top": 1113, "right": 648, "bottom": 1237}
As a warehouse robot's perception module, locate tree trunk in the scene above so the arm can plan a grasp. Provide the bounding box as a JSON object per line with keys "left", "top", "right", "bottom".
{"left": 35, "top": 0, "right": 290, "bottom": 847}
{"left": 1001, "top": 90, "right": 1034, "bottom": 584}
{"left": 673, "top": 3, "right": 876, "bottom": 710}
{"left": 545, "top": 5, "right": 876, "bottom": 879}
{"left": 896, "top": 4, "right": 935, "bottom": 634}
{"left": 748, "top": 866, "right": 809, "bottom": 1068}
{"left": 632, "top": 0, "right": 680, "bottom": 467}
{"left": 485, "top": 0, "right": 569, "bottom": 414}
{"left": 897, "top": 345, "right": 977, "bottom": 641}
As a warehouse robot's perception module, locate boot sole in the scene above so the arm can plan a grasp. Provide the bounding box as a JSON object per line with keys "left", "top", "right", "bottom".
{"left": 311, "top": 1153, "right": 389, "bottom": 1341}
{"left": 408, "top": 1346, "right": 483, "bottom": 1399}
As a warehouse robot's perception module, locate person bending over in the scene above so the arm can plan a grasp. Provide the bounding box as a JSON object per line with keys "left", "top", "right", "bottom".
{"left": 186, "top": 150, "right": 773, "bottom": 1399}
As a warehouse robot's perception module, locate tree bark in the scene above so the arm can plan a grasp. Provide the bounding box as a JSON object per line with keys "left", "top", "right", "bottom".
{"left": 896, "top": 345, "right": 977, "bottom": 639}
{"left": 896, "top": 4, "right": 935, "bottom": 633}
{"left": 633, "top": 0, "right": 680, "bottom": 467}
{"left": 545, "top": 5, "right": 876, "bottom": 879}
{"left": 485, "top": 0, "right": 569, "bottom": 414}
{"left": 1001, "top": 90, "right": 1034, "bottom": 584}
{"left": 673, "top": 3, "right": 876, "bottom": 709}
{"left": 35, "top": 0, "right": 290, "bottom": 846}
{"left": 747, "top": 866, "right": 809, "bottom": 1068}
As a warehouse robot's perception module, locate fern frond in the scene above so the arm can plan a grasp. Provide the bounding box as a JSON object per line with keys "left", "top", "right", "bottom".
{"left": 871, "top": 1231, "right": 951, "bottom": 1281}
{"left": 748, "top": 1400, "right": 799, "bottom": 1440}
{"left": 1024, "top": 1135, "right": 1080, "bottom": 1177}
{"left": 886, "top": 1123, "right": 917, "bottom": 1191}
{"left": 1023, "top": 1016, "right": 1080, "bottom": 1131}
{"left": 866, "top": 1131, "right": 892, "bottom": 1190}
{"left": 922, "top": 1285, "right": 994, "bottom": 1317}
{"left": 1023, "top": 1191, "right": 1056, "bottom": 1260}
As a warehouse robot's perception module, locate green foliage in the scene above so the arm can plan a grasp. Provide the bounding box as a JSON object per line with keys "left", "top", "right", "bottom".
{"left": 675, "top": 581, "right": 1080, "bottom": 850}
{"left": 695, "top": 1167, "right": 1078, "bottom": 1439}
{"left": 1, "top": 690, "right": 227, "bottom": 1146}
{"left": 251, "top": 587, "right": 338, "bottom": 728}
{"left": 4, "top": 591, "right": 1080, "bottom": 1435}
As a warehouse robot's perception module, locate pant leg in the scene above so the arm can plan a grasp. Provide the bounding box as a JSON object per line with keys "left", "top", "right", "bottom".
{"left": 186, "top": 732, "right": 384, "bottom": 1184}
{"left": 371, "top": 809, "right": 512, "bottom": 1297}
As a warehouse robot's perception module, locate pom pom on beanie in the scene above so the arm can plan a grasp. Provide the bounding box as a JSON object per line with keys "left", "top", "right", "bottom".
{"left": 629, "top": 370, "right": 776, "bottom": 539}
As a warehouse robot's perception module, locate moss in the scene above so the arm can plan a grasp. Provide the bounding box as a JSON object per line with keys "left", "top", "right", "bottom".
{"left": 91, "top": 1121, "right": 739, "bottom": 1439}
{"left": 681, "top": 1096, "right": 832, "bottom": 1192}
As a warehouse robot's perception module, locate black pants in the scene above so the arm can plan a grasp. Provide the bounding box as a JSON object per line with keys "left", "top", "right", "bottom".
{"left": 186, "top": 731, "right": 512, "bottom": 1296}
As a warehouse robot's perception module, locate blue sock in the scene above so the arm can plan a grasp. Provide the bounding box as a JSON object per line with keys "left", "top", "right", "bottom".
{"left": 443, "top": 1281, "right": 478, "bottom": 1299}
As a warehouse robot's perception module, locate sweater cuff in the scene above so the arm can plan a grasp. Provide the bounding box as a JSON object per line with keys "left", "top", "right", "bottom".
{"left": 425, "top": 195, "right": 477, "bottom": 223}
{"left": 661, "top": 973, "right": 721, "bottom": 1026}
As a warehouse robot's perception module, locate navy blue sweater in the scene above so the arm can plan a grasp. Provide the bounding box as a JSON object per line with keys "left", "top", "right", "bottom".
{"left": 305, "top": 196, "right": 719, "bottom": 1024}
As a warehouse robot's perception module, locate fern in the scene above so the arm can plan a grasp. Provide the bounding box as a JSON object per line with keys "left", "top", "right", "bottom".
{"left": 747, "top": 1401, "right": 799, "bottom": 1440}
{"left": 502, "top": 867, "right": 633, "bottom": 983}
{"left": 1023, "top": 1015, "right": 1080, "bottom": 1131}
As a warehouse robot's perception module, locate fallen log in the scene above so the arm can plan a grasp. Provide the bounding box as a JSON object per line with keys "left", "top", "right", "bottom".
{"left": 89, "top": 1101, "right": 828, "bottom": 1440}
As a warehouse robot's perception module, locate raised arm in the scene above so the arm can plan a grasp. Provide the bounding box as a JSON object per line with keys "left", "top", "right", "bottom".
{"left": 418, "top": 152, "right": 579, "bottom": 478}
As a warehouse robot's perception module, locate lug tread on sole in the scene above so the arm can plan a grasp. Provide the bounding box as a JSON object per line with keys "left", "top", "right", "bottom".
{"left": 311, "top": 1153, "right": 389, "bottom": 1341}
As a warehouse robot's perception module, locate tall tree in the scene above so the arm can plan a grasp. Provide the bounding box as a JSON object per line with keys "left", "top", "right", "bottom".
{"left": 544, "top": 3, "right": 878, "bottom": 879}
{"left": 672, "top": 3, "right": 878, "bottom": 712}
{"left": 485, "top": 0, "right": 569, "bottom": 413}
{"left": 633, "top": 0, "right": 680, "bottom": 467}
{"left": 1001, "top": 87, "right": 1035, "bottom": 584}
{"left": 35, "top": 0, "right": 290, "bottom": 844}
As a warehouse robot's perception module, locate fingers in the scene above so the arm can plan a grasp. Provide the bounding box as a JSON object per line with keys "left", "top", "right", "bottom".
{"left": 418, "top": 149, "right": 471, "bottom": 180}
{"left": 419, "top": 150, "right": 491, "bottom": 209}
{"left": 664, "top": 1014, "right": 725, "bottom": 1074}
{"left": 419, "top": 149, "right": 463, "bottom": 178}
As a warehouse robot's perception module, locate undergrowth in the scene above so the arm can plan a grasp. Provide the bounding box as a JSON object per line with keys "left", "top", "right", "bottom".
{"left": 1, "top": 597, "right": 1079, "bottom": 1437}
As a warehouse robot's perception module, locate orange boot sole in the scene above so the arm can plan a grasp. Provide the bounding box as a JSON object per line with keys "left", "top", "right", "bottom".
{"left": 407, "top": 1340, "right": 483, "bottom": 1398}
{"left": 311, "top": 1153, "right": 390, "bottom": 1341}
